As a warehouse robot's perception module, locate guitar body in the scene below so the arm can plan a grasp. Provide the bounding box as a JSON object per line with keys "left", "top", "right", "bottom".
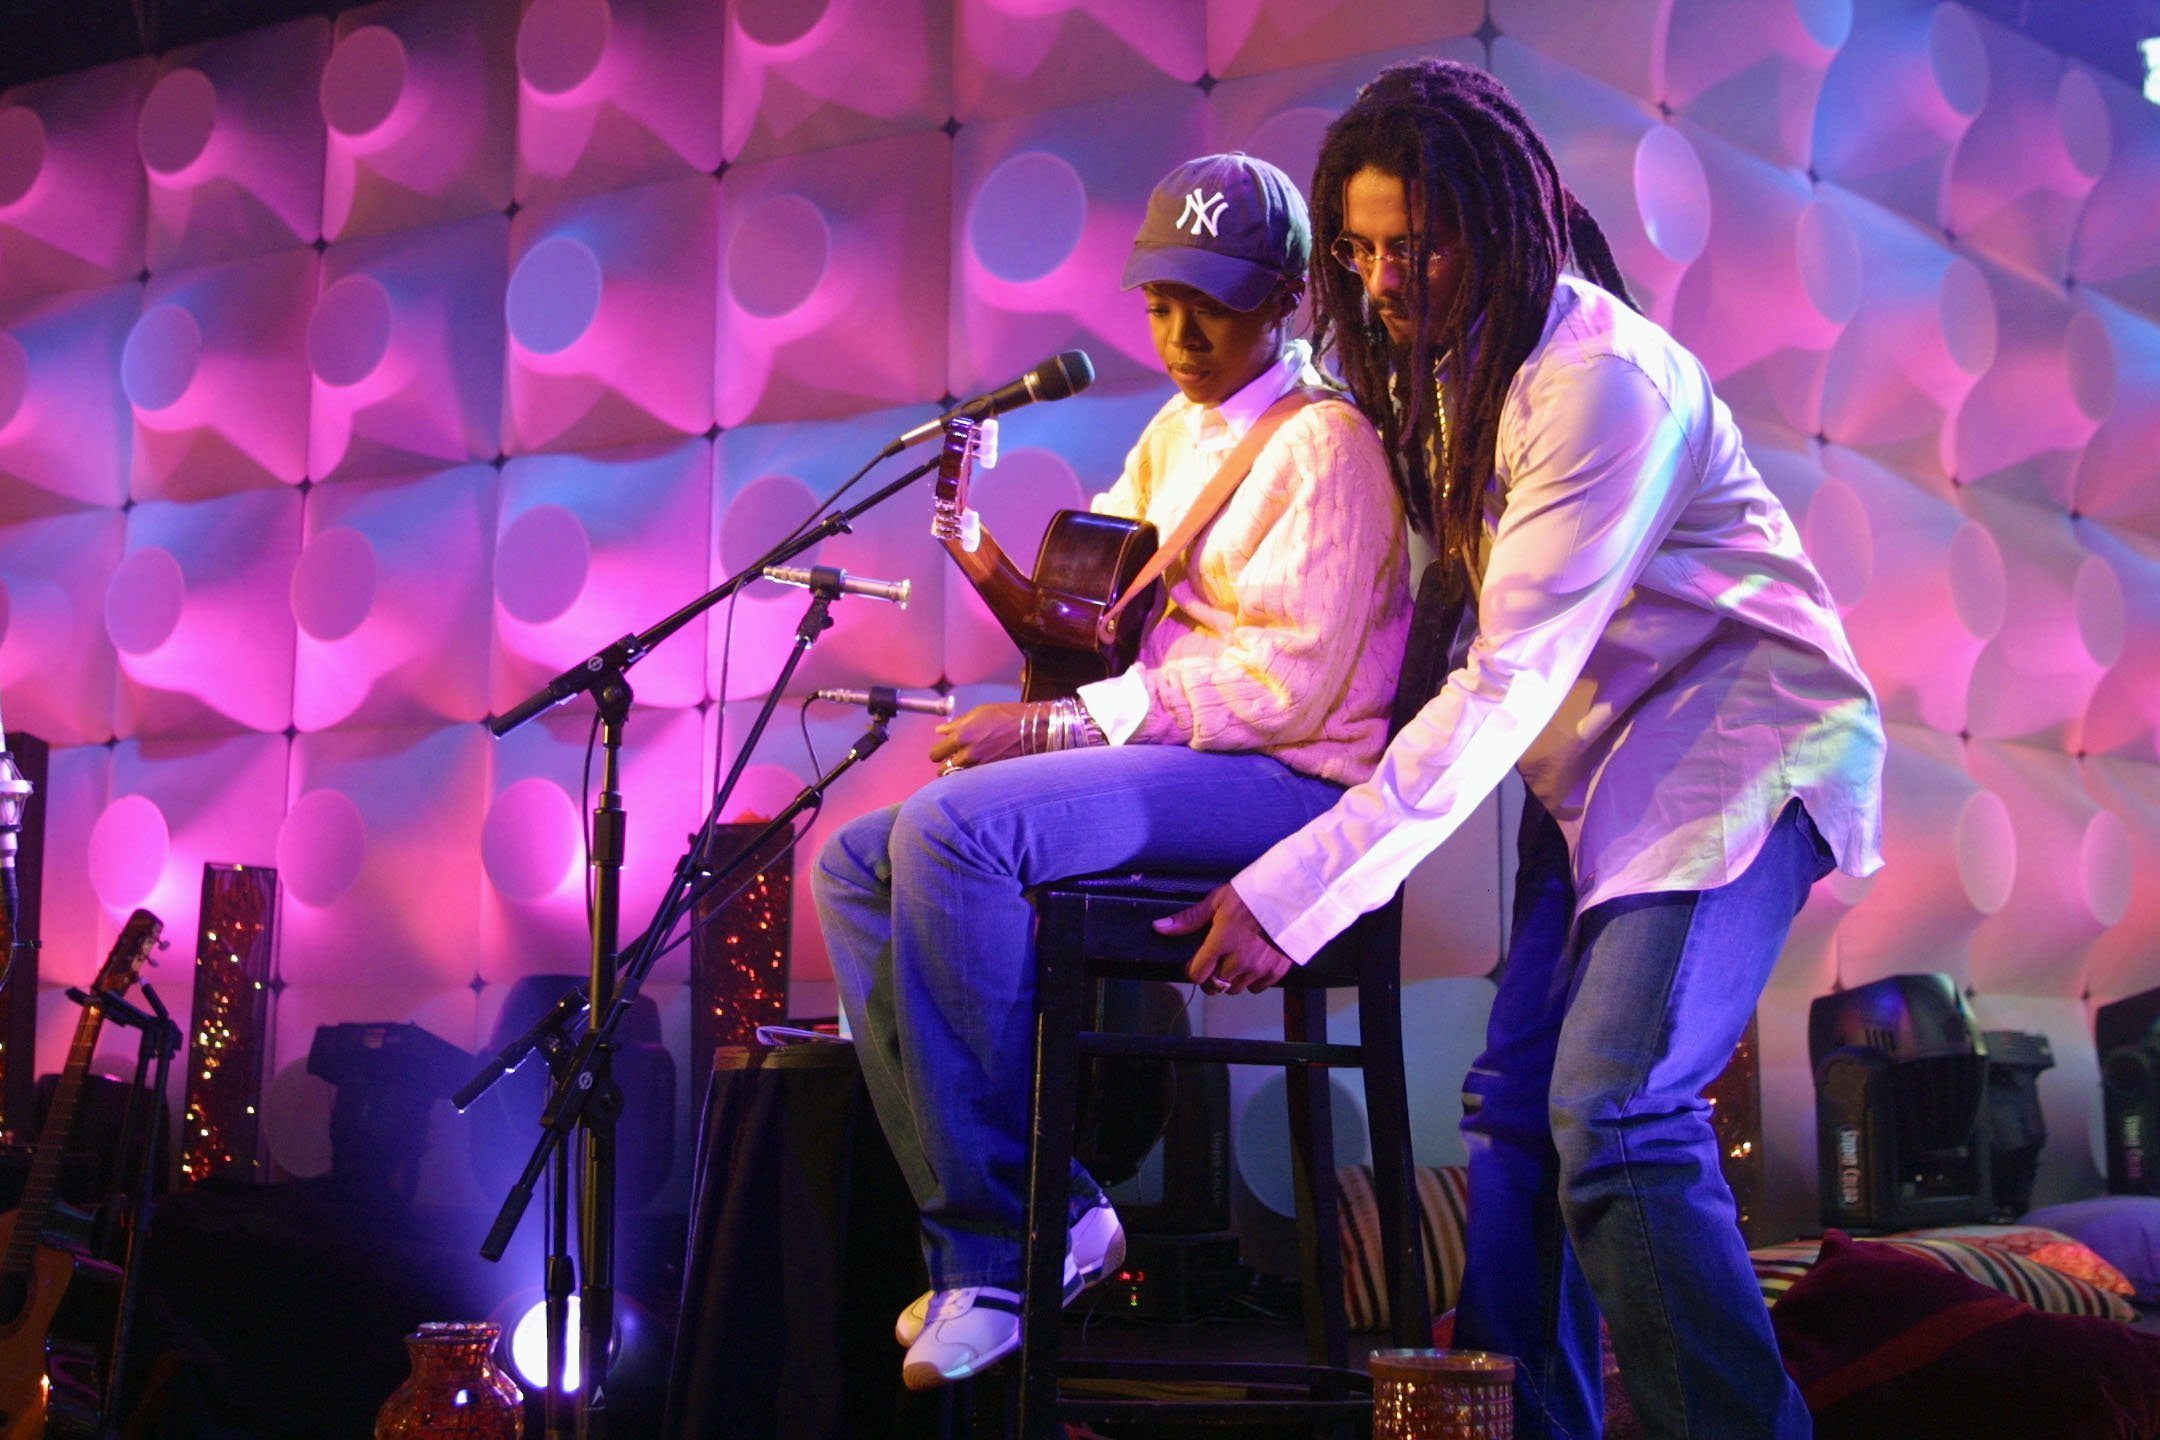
{"left": 0, "top": 1211, "right": 119, "bottom": 1440}
{"left": 1019, "top": 511, "right": 1160, "bottom": 702}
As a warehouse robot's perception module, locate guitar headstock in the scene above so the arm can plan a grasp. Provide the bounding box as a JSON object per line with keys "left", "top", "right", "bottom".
{"left": 92, "top": 907, "right": 164, "bottom": 999}
{"left": 932, "top": 415, "right": 985, "bottom": 552}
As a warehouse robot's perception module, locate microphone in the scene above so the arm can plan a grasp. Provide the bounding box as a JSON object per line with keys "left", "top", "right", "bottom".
{"left": 883, "top": 350, "right": 1096, "bottom": 456}
{"left": 0, "top": 694, "right": 30, "bottom": 987}
{"left": 760, "top": 565, "right": 911, "bottom": 607}
{"left": 813, "top": 687, "right": 956, "bottom": 717}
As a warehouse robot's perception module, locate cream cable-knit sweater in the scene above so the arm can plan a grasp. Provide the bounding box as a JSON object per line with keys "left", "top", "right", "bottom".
{"left": 1090, "top": 383, "right": 1411, "bottom": 788}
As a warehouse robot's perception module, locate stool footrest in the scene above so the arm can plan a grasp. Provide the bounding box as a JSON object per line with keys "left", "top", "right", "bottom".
{"left": 1077, "top": 1031, "right": 1363, "bottom": 1068}
{"left": 1052, "top": 1357, "right": 1373, "bottom": 1425}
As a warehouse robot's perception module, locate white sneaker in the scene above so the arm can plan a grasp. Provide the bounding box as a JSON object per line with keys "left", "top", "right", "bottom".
{"left": 892, "top": 1196, "right": 1124, "bottom": 1347}
{"left": 901, "top": 1284, "right": 1026, "bottom": 1389}
{"left": 1067, "top": 1193, "right": 1128, "bottom": 1286}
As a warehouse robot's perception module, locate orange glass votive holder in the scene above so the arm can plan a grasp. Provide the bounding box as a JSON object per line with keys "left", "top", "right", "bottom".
{"left": 1369, "top": 1347, "right": 1515, "bottom": 1440}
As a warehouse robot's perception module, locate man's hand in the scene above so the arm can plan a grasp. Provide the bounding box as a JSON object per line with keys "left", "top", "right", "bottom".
{"left": 929, "top": 702, "right": 1029, "bottom": 771}
{"left": 1156, "top": 883, "right": 1294, "bottom": 995}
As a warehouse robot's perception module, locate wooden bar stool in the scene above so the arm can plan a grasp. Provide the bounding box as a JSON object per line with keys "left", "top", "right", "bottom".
{"left": 1009, "top": 559, "right": 1466, "bottom": 1437}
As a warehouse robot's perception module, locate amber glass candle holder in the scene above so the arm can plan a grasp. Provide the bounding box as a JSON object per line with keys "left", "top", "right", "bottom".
{"left": 1369, "top": 1348, "right": 1515, "bottom": 1440}
{"left": 375, "top": 1321, "right": 525, "bottom": 1439}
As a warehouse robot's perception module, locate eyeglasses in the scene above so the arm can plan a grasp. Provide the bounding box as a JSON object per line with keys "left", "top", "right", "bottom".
{"left": 1329, "top": 234, "right": 1444, "bottom": 274}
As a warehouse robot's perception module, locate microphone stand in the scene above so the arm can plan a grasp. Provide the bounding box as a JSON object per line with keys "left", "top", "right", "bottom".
{"left": 0, "top": 742, "right": 32, "bottom": 995}
{"left": 468, "top": 452, "right": 939, "bottom": 1440}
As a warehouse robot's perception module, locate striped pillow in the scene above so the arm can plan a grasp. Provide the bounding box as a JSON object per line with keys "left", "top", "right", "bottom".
{"left": 1750, "top": 1235, "right": 2138, "bottom": 1322}
{"left": 1336, "top": 1163, "right": 1468, "bottom": 1332}
{"left": 1885, "top": 1223, "right": 2138, "bottom": 1297}
{"left": 1747, "top": 1240, "right": 1824, "bottom": 1305}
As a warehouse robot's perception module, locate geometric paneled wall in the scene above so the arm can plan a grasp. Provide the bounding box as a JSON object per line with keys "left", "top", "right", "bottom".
{"left": 3, "top": 0, "right": 2158, "bottom": 1243}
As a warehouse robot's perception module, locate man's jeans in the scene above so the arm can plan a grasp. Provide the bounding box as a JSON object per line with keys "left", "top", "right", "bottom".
{"left": 1454, "top": 798, "right": 1829, "bottom": 1440}
{"left": 813, "top": 743, "right": 1343, "bottom": 1289}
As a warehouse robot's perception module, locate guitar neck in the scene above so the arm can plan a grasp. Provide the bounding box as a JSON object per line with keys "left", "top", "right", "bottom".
{"left": 0, "top": 1002, "right": 103, "bottom": 1281}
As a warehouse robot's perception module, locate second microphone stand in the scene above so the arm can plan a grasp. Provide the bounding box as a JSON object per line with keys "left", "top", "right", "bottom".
{"left": 467, "top": 453, "right": 938, "bottom": 1439}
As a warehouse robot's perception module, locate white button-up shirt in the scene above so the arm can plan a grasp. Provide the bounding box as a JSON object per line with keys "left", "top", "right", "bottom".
{"left": 1236, "top": 276, "right": 1887, "bottom": 963}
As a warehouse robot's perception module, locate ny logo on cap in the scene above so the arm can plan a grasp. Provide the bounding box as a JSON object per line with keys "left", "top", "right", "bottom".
{"left": 1176, "top": 187, "right": 1228, "bottom": 238}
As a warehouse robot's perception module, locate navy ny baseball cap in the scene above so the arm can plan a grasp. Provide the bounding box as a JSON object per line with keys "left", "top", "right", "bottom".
{"left": 1120, "top": 152, "right": 1311, "bottom": 313}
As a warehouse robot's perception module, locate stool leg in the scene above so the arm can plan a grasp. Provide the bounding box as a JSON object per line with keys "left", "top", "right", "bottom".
{"left": 1284, "top": 989, "right": 1350, "bottom": 1381}
{"left": 1015, "top": 892, "right": 1086, "bottom": 1439}
{"left": 1357, "top": 919, "right": 1432, "bottom": 1348}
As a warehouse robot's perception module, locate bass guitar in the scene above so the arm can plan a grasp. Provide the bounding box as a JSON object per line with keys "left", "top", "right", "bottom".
{"left": 0, "top": 908, "right": 164, "bottom": 1440}
{"left": 931, "top": 415, "right": 1160, "bottom": 702}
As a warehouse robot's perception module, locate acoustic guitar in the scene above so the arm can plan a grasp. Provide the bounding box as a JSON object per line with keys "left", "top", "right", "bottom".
{"left": 931, "top": 415, "right": 1160, "bottom": 702}
{"left": 0, "top": 908, "right": 163, "bottom": 1440}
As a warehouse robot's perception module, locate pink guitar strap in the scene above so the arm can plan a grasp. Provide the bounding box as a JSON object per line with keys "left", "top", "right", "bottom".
{"left": 1095, "top": 385, "right": 1343, "bottom": 649}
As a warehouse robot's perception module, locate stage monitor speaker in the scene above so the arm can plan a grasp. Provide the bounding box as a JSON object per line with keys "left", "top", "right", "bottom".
{"left": 2103, "top": 1036, "right": 2160, "bottom": 1196}
{"left": 1077, "top": 979, "right": 1231, "bottom": 1239}
{"left": 1810, "top": 974, "right": 1991, "bottom": 1232}
{"left": 2098, "top": 986, "right": 2160, "bottom": 1196}
{"left": 1980, "top": 1029, "right": 2053, "bottom": 1219}
{"left": 308, "top": 1021, "right": 471, "bottom": 1204}
{"left": 2096, "top": 986, "right": 2160, "bottom": 1065}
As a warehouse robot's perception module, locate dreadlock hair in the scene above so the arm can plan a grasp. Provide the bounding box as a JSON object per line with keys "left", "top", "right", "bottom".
{"left": 1309, "top": 59, "right": 1635, "bottom": 576}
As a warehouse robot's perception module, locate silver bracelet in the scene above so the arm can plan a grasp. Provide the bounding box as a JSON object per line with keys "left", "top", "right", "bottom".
{"left": 1018, "top": 697, "right": 1106, "bottom": 756}
{"left": 1049, "top": 695, "right": 1105, "bottom": 751}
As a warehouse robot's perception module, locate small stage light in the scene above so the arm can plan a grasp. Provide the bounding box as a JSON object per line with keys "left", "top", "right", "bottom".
{"left": 508, "top": 1294, "right": 586, "bottom": 1393}
{"left": 500, "top": 1292, "right": 651, "bottom": 1396}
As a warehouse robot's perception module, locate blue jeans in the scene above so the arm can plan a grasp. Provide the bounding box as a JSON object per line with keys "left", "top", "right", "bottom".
{"left": 813, "top": 743, "right": 1344, "bottom": 1289}
{"left": 1454, "top": 798, "right": 1829, "bottom": 1440}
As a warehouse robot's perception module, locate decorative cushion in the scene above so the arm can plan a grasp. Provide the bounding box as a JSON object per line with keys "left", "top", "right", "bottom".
{"left": 1771, "top": 1231, "right": 2160, "bottom": 1440}
{"left": 1337, "top": 1163, "right": 1467, "bottom": 1331}
{"left": 1889, "top": 1222, "right": 2136, "bottom": 1298}
{"left": 1749, "top": 1233, "right": 2138, "bottom": 1322}
{"left": 2020, "top": 1196, "right": 2160, "bottom": 1305}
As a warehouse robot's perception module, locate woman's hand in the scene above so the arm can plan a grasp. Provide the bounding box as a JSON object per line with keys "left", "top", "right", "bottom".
{"left": 929, "top": 702, "right": 1030, "bottom": 771}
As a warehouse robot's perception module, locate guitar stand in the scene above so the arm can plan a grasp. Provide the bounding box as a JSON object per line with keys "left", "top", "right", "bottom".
{"left": 60, "top": 982, "right": 180, "bottom": 1440}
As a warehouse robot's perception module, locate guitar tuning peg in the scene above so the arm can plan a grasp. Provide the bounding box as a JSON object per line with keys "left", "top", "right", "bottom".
{"left": 976, "top": 418, "right": 999, "bottom": 470}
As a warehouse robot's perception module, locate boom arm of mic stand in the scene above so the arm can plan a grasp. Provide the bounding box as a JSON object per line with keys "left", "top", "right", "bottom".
{"left": 488, "top": 457, "right": 939, "bottom": 741}
{"left": 479, "top": 708, "right": 899, "bottom": 1264}
{"left": 452, "top": 982, "right": 590, "bottom": 1112}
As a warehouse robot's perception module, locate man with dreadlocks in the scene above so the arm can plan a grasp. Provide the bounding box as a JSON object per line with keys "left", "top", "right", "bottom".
{"left": 1163, "top": 59, "right": 1885, "bottom": 1440}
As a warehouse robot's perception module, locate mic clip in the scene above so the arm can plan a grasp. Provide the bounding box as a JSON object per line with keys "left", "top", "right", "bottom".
{"left": 812, "top": 687, "right": 955, "bottom": 717}
{"left": 761, "top": 566, "right": 911, "bottom": 608}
